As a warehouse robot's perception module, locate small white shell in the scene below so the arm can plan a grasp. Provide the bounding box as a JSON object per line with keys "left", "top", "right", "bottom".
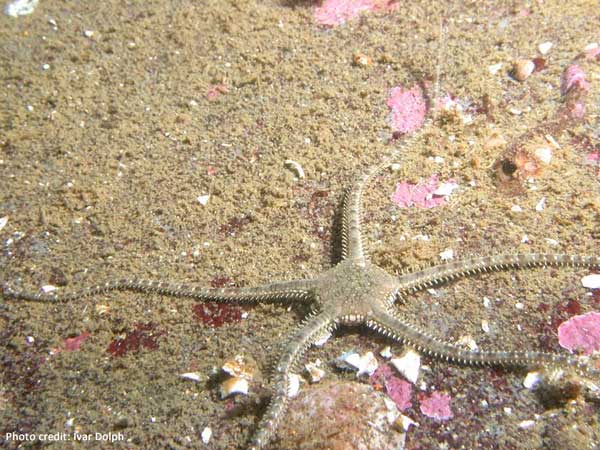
{"left": 338, "top": 351, "right": 378, "bottom": 377}
{"left": 313, "top": 330, "right": 332, "bottom": 347}
{"left": 519, "top": 419, "right": 536, "bottom": 429}
{"left": 41, "top": 285, "right": 57, "bottom": 293}
{"left": 481, "top": 320, "right": 491, "bottom": 333}
{"left": 284, "top": 159, "right": 305, "bottom": 179}
{"left": 390, "top": 349, "right": 421, "bottom": 384}
{"left": 439, "top": 249, "right": 454, "bottom": 261}
{"left": 219, "top": 376, "right": 249, "bottom": 399}
{"left": 0, "top": 216, "right": 7, "bottom": 232}
{"left": 523, "top": 371, "right": 542, "bottom": 389}
{"left": 538, "top": 42, "right": 553, "bottom": 55}
{"left": 180, "top": 372, "right": 203, "bottom": 383}
{"left": 534, "top": 147, "right": 552, "bottom": 164}
{"left": 287, "top": 373, "right": 301, "bottom": 398}
{"left": 582, "top": 274, "right": 600, "bottom": 289}
{"left": 379, "top": 346, "right": 393, "bottom": 359}
{"left": 201, "top": 426, "right": 212, "bottom": 444}
{"left": 197, "top": 194, "right": 210, "bottom": 206}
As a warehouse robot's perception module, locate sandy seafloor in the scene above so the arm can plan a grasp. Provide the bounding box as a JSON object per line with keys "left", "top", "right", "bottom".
{"left": 1, "top": 1, "right": 599, "bottom": 449}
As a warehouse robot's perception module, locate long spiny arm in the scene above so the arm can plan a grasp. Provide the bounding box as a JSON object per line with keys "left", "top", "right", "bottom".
{"left": 398, "top": 253, "right": 600, "bottom": 293}
{"left": 368, "top": 308, "right": 598, "bottom": 379}
{"left": 2, "top": 278, "right": 317, "bottom": 304}
{"left": 249, "top": 312, "right": 336, "bottom": 450}
{"left": 340, "top": 161, "right": 393, "bottom": 263}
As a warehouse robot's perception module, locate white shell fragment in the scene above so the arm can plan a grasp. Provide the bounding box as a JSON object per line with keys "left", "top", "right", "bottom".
{"left": 534, "top": 147, "right": 552, "bottom": 164}
{"left": 305, "top": 360, "right": 325, "bottom": 383}
{"left": 433, "top": 182, "right": 458, "bottom": 197}
{"left": 523, "top": 371, "right": 542, "bottom": 389}
{"left": 201, "top": 426, "right": 212, "bottom": 444}
{"left": 582, "top": 274, "right": 600, "bottom": 289}
{"left": 456, "top": 334, "right": 478, "bottom": 351}
{"left": 287, "top": 373, "right": 301, "bottom": 398}
{"left": 0, "top": 216, "right": 7, "bottom": 232}
{"left": 337, "top": 351, "right": 379, "bottom": 377}
{"left": 538, "top": 42, "right": 553, "bottom": 55}
{"left": 284, "top": 159, "right": 305, "bottom": 179}
{"left": 5, "top": 0, "right": 38, "bottom": 17}
{"left": 396, "top": 413, "right": 419, "bottom": 432}
{"left": 488, "top": 63, "right": 503, "bottom": 75}
{"left": 379, "top": 346, "right": 392, "bottom": 359}
{"left": 197, "top": 194, "right": 210, "bottom": 206}
{"left": 439, "top": 249, "right": 454, "bottom": 261}
{"left": 390, "top": 349, "right": 421, "bottom": 384}
{"left": 535, "top": 197, "right": 546, "bottom": 212}
{"left": 180, "top": 372, "right": 203, "bottom": 383}
{"left": 313, "top": 330, "right": 332, "bottom": 347}
{"left": 481, "top": 320, "right": 491, "bottom": 333}
{"left": 519, "top": 419, "right": 536, "bottom": 429}
{"left": 219, "top": 376, "right": 249, "bottom": 399}
{"left": 41, "top": 285, "right": 57, "bottom": 293}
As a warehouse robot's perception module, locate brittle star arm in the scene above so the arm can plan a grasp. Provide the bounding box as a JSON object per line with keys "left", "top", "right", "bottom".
{"left": 341, "top": 161, "right": 393, "bottom": 263}
{"left": 397, "top": 253, "right": 600, "bottom": 293}
{"left": 249, "top": 312, "right": 336, "bottom": 450}
{"left": 367, "top": 307, "right": 598, "bottom": 379}
{"left": 2, "top": 278, "right": 318, "bottom": 304}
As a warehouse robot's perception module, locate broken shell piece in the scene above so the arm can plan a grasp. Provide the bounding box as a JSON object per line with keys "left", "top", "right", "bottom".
{"left": 305, "top": 360, "right": 326, "bottom": 383}
{"left": 0, "top": 216, "right": 7, "bottom": 232}
{"left": 390, "top": 349, "right": 421, "bottom": 384}
{"left": 456, "top": 335, "right": 478, "bottom": 351}
{"left": 222, "top": 355, "right": 256, "bottom": 380}
{"left": 534, "top": 147, "right": 552, "bottom": 164}
{"left": 519, "top": 419, "right": 536, "bottom": 429}
{"left": 180, "top": 372, "right": 204, "bottom": 383}
{"left": 439, "top": 249, "right": 454, "bottom": 261}
{"left": 201, "top": 426, "right": 212, "bottom": 444}
{"left": 481, "top": 320, "right": 491, "bottom": 333}
{"left": 197, "top": 194, "right": 210, "bottom": 206}
{"left": 284, "top": 159, "right": 305, "bottom": 179}
{"left": 512, "top": 59, "right": 535, "bottom": 81}
{"left": 538, "top": 42, "right": 553, "bottom": 55}
{"left": 219, "top": 376, "right": 249, "bottom": 399}
{"left": 41, "top": 285, "right": 57, "bottom": 293}
{"left": 313, "top": 329, "right": 332, "bottom": 347}
{"left": 379, "top": 346, "right": 392, "bottom": 359}
{"left": 581, "top": 274, "right": 600, "bottom": 289}
{"left": 395, "top": 413, "right": 419, "bottom": 432}
{"left": 337, "top": 351, "right": 378, "bottom": 377}
{"left": 287, "top": 373, "right": 301, "bottom": 398}
{"left": 523, "top": 371, "right": 542, "bottom": 389}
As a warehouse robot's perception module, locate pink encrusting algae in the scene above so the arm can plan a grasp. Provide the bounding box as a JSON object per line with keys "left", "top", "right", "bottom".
{"left": 391, "top": 175, "right": 457, "bottom": 209}
{"left": 419, "top": 391, "right": 453, "bottom": 421}
{"left": 371, "top": 363, "right": 413, "bottom": 411}
{"left": 557, "top": 311, "right": 600, "bottom": 356}
{"left": 314, "top": 0, "right": 398, "bottom": 27}
{"left": 387, "top": 84, "right": 427, "bottom": 134}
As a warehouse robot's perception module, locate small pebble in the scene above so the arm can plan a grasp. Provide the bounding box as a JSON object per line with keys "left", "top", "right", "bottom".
{"left": 581, "top": 274, "right": 600, "bottom": 289}
{"left": 512, "top": 59, "right": 535, "bottom": 81}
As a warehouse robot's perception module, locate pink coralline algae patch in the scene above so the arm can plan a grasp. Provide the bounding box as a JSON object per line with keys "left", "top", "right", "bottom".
{"left": 419, "top": 391, "right": 453, "bottom": 421}
{"left": 314, "top": 0, "right": 398, "bottom": 27}
{"left": 371, "top": 364, "right": 412, "bottom": 411}
{"left": 391, "top": 175, "right": 457, "bottom": 209}
{"left": 387, "top": 85, "right": 427, "bottom": 134}
{"left": 558, "top": 311, "right": 600, "bottom": 356}
{"left": 63, "top": 332, "right": 90, "bottom": 352}
{"left": 560, "top": 65, "right": 590, "bottom": 96}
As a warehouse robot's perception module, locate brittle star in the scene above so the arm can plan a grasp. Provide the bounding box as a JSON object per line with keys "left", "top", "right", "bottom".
{"left": 3, "top": 161, "right": 599, "bottom": 449}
